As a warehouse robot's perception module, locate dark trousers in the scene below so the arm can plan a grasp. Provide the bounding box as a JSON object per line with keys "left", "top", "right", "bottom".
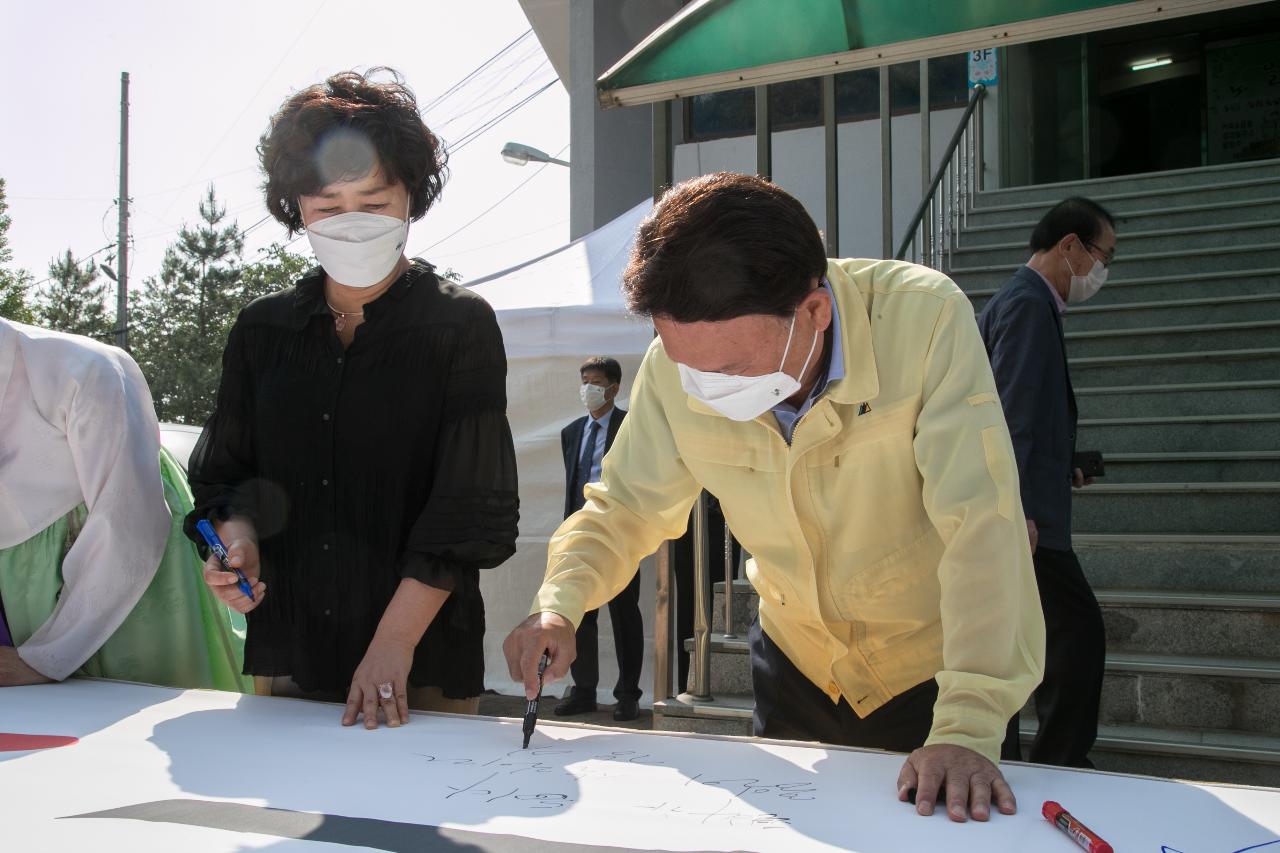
{"left": 672, "top": 496, "right": 742, "bottom": 694}
{"left": 1002, "top": 546, "right": 1105, "bottom": 768}
{"left": 569, "top": 570, "right": 644, "bottom": 702}
{"left": 749, "top": 619, "right": 936, "bottom": 751}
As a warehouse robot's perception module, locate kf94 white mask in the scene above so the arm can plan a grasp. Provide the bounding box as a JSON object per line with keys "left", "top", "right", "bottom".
{"left": 304, "top": 196, "right": 410, "bottom": 288}
{"left": 678, "top": 311, "right": 819, "bottom": 422}
{"left": 580, "top": 383, "right": 609, "bottom": 411}
{"left": 1065, "top": 250, "right": 1109, "bottom": 304}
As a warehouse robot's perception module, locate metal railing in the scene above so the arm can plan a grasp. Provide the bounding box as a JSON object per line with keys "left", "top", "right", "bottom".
{"left": 895, "top": 84, "right": 986, "bottom": 270}
{"left": 687, "top": 495, "right": 713, "bottom": 700}
{"left": 684, "top": 493, "right": 738, "bottom": 702}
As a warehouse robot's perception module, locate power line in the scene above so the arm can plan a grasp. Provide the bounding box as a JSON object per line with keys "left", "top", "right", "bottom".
{"left": 413, "top": 142, "right": 568, "bottom": 257}
{"left": 158, "top": 0, "right": 330, "bottom": 220}
{"left": 422, "top": 28, "right": 533, "bottom": 113}
{"left": 10, "top": 194, "right": 112, "bottom": 203}
{"left": 80, "top": 26, "right": 552, "bottom": 282}
{"left": 434, "top": 40, "right": 548, "bottom": 118}
{"left": 134, "top": 166, "right": 259, "bottom": 200}
{"left": 27, "top": 242, "right": 118, "bottom": 290}
{"left": 447, "top": 80, "right": 558, "bottom": 155}
{"left": 430, "top": 217, "right": 568, "bottom": 261}
{"left": 434, "top": 58, "right": 551, "bottom": 132}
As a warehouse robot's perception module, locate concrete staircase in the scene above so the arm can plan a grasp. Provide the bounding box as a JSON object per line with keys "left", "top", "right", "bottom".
{"left": 654, "top": 158, "right": 1280, "bottom": 787}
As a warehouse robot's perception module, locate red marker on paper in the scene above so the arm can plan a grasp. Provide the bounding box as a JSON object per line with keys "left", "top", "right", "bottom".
{"left": 1043, "top": 801, "right": 1113, "bottom": 853}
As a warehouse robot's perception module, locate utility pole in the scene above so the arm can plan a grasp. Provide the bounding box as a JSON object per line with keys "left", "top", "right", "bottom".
{"left": 115, "top": 71, "right": 130, "bottom": 350}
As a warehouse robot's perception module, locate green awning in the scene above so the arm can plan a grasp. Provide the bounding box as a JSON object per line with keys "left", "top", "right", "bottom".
{"left": 597, "top": 0, "right": 1262, "bottom": 107}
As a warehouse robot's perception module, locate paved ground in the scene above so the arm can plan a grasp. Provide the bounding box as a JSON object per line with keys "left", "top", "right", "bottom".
{"left": 477, "top": 691, "right": 654, "bottom": 732}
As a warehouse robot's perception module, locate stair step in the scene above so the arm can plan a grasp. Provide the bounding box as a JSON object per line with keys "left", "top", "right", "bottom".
{"left": 1069, "top": 347, "right": 1280, "bottom": 386}
{"left": 1066, "top": 319, "right": 1280, "bottom": 359}
{"left": 1076, "top": 413, "right": 1280, "bottom": 453}
{"left": 1021, "top": 720, "right": 1280, "bottom": 785}
{"left": 963, "top": 196, "right": 1280, "bottom": 238}
{"left": 1076, "top": 380, "right": 1280, "bottom": 418}
{"left": 1100, "top": 650, "right": 1280, "bottom": 737}
{"left": 949, "top": 243, "right": 1280, "bottom": 290}
{"left": 1074, "top": 481, "right": 1280, "bottom": 535}
{"left": 1098, "top": 589, "right": 1280, "bottom": 610}
{"left": 652, "top": 694, "right": 753, "bottom": 737}
{"left": 964, "top": 267, "right": 1280, "bottom": 310}
{"left": 1106, "top": 651, "right": 1280, "bottom": 678}
{"left": 1076, "top": 535, "right": 1280, "bottom": 594}
{"left": 975, "top": 160, "right": 1280, "bottom": 208}
{"left": 1064, "top": 293, "right": 1280, "bottom": 333}
{"left": 1099, "top": 451, "right": 1280, "bottom": 483}
{"left": 1019, "top": 651, "right": 1280, "bottom": 737}
{"left": 954, "top": 220, "right": 1280, "bottom": 268}
{"left": 1099, "top": 589, "right": 1280, "bottom": 658}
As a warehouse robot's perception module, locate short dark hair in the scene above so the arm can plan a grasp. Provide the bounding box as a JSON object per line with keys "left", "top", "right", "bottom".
{"left": 622, "top": 172, "right": 827, "bottom": 322}
{"left": 259, "top": 68, "right": 447, "bottom": 234}
{"left": 1029, "top": 197, "right": 1116, "bottom": 252}
{"left": 580, "top": 356, "right": 622, "bottom": 386}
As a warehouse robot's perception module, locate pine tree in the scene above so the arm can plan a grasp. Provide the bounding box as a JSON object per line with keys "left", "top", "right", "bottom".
{"left": 0, "top": 177, "right": 34, "bottom": 324}
{"left": 34, "top": 250, "right": 113, "bottom": 340}
{"left": 240, "top": 242, "right": 314, "bottom": 302}
{"left": 133, "top": 185, "right": 245, "bottom": 424}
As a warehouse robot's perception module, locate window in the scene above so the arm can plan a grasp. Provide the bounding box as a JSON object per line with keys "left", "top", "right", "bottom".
{"left": 687, "top": 87, "right": 754, "bottom": 141}
{"left": 769, "top": 78, "right": 822, "bottom": 131}
{"left": 685, "top": 54, "right": 973, "bottom": 141}
{"left": 929, "top": 54, "right": 970, "bottom": 109}
{"left": 834, "top": 63, "right": 922, "bottom": 120}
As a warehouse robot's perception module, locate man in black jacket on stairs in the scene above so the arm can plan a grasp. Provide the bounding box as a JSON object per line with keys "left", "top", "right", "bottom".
{"left": 978, "top": 197, "right": 1116, "bottom": 767}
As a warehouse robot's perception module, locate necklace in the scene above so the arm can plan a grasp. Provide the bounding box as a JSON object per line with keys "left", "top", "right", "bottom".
{"left": 326, "top": 301, "right": 363, "bottom": 332}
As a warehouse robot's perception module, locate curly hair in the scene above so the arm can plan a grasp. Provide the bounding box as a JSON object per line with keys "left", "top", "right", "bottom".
{"left": 258, "top": 68, "right": 447, "bottom": 233}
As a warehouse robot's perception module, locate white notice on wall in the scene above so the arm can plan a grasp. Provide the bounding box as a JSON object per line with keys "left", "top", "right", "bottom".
{"left": 968, "top": 48, "right": 998, "bottom": 88}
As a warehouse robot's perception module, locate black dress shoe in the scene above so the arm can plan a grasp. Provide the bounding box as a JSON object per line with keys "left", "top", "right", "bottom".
{"left": 612, "top": 698, "right": 640, "bottom": 722}
{"left": 555, "top": 692, "right": 597, "bottom": 716}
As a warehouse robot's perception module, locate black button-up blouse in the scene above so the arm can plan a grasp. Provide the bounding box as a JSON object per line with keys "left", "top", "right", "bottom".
{"left": 185, "top": 261, "right": 519, "bottom": 697}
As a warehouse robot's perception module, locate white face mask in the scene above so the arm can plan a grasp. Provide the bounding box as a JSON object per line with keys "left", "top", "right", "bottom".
{"left": 678, "top": 311, "right": 820, "bottom": 422}
{"left": 580, "top": 383, "right": 609, "bottom": 411}
{"left": 303, "top": 196, "right": 410, "bottom": 288}
{"left": 1065, "top": 249, "right": 1108, "bottom": 303}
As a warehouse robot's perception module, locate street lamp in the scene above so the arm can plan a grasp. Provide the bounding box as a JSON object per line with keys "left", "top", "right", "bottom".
{"left": 500, "top": 141, "right": 569, "bottom": 167}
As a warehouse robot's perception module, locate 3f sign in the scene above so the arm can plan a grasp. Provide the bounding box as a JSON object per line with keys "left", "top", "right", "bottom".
{"left": 969, "top": 48, "right": 998, "bottom": 87}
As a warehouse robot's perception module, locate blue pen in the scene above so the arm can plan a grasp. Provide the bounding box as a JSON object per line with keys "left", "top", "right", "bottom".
{"left": 195, "top": 519, "right": 256, "bottom": 602}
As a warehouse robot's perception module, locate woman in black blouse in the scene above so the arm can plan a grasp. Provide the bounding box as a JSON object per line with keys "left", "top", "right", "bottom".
{"left": 186, "top": 69, "right": 518, "bottom": 729}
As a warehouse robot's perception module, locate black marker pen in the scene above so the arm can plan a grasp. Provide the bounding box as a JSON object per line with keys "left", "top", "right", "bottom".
{"left": 522, "top": 652, "right": 550, "bottom": 749}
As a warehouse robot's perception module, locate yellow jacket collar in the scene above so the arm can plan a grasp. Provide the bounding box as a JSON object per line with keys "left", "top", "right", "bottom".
{"left": 821, "top": 260, "right": 879, "bottom": 406}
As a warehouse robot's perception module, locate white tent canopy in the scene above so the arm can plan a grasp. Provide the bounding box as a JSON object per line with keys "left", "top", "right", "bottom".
{"left": 471, "top": 198, "right": 658, "bottom": 703}
{"left": 469, "top": 198, "right": 654, "bottom": 357}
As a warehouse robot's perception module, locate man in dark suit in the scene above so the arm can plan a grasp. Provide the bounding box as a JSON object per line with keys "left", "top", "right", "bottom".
{"left": 977, "top": 197, "right": 1116, "bottom": 768}
{"left": 555, "top": 356, "right": 644, "bottom": 721}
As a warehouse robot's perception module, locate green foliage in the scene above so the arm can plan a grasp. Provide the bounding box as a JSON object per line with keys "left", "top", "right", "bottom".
{"left": 0, "top": 177, "right": 34, "bottom": 324}
{"left": 132, "top": 186, "right": 249, "bottom": 424}
{"left": 34, "top": 250, "right": 113, "bottom": 341}
{"left": 133, "top": 187, "right": 316, "bottom": 424}
{"left": 240, "top": 242, "right": 315, "bottom": 302}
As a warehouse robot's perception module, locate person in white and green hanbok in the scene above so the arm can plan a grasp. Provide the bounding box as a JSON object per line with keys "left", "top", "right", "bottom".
{"left": 0, "top": 318, "right": 249, "bottom": 692}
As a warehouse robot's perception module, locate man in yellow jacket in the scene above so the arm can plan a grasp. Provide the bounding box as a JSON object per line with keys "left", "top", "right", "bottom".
{"left": 504, "top": 172, "right": 1044, "bottom": 822}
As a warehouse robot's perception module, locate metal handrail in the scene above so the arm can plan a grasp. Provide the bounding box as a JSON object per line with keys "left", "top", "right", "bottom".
{"left": 895, "top": 84, "right": 986, "bottom": 267}
{"left": 722, "top": 527, "right": 736, "bottom": 641}
{"left": 687, "top": 493, "right": 713, "bottom": 700}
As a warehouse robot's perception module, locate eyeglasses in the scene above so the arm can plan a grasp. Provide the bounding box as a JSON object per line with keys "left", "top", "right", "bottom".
{"left": 1083, "top": 239, "right": 1116, "bottom": 268}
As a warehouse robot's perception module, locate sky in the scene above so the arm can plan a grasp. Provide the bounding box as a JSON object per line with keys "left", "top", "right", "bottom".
{"left": 0, "top": 0, "right": 570, "bottom": 295}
